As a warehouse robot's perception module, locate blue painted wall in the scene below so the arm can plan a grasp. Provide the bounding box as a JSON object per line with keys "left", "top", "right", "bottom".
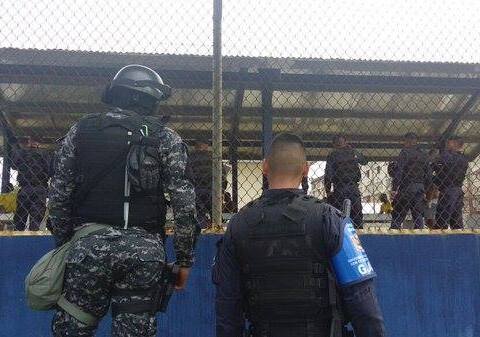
{"left": 1, "top": 234, "right": 479, "bottom": 337}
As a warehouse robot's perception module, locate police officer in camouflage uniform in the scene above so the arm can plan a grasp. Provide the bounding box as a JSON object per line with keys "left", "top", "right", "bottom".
{"left": 325, "top": 135, "right": 367, "bottom": 229}
{"left": 214, "top": 133, "right": 386, "bottom": 337}
{"left": 432, "top": 135, "right": 468, "bottom": 229}
{"left": 48, "top": 65, "right": 197, "bottom": 336}
{"left": 390, "top": 132, "right": 432, "bottom": 229}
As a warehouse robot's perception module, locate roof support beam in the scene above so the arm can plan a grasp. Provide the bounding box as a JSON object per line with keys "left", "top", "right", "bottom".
{"left": 2, "top": 64, "right": 480, "bottom": 93}
{"left": 7, "top": 101, "right": 480, "bottom": 121}
{"left": 438, "top": 91, "right": 480, "bottom": 148}
{"left": 10, "top": 125, "right": 480, "bottom": 144}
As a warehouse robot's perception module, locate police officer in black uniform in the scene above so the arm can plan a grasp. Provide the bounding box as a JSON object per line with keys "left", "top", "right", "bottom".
{"left": 325, "top": 135, "right": 367, "bottom": 229}
{"left": 432, "top": 135, "right": 468, "bottom": 229}
{"left": 213, "top": 133, "right": 386, "bottom": 337}
{"left": 10, "top": 137, "right": 51, "bottom": 231}
{"left": 390, "top": 132, "right": 432, "bottom": 229}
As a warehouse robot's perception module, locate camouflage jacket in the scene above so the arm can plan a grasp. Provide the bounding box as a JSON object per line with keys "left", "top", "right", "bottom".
{"left": 48, "top": 110, "right": 197, "bottom": 267}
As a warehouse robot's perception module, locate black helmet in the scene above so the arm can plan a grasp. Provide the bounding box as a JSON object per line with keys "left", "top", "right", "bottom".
{"left": 102, "top": 65, "right": 171, "bottom": 113}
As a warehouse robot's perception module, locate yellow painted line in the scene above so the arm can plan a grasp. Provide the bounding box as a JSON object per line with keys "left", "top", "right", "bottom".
{"left": 0, "top": 230, "right": 51, "bottom": 237}
{"left": 357, "top": 229, "right": 480, "bottom": 235}
{"left": 2, "top": 228, "right": 480, "bottom": 237}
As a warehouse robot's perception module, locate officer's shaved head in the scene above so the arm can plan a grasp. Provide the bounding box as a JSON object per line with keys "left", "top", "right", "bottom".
{"left": 266, "top": 133, "right": 307, "bottom": 178}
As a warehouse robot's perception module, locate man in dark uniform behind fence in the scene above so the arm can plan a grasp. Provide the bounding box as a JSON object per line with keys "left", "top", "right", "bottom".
{"left": 390, "top": 132, "right": 432, "bottom": 229}
{"left": 432, "top": 135, "right": 469, "bottom": 229}
{"left": 213, "top": 133, "right": 385, "bottom": 337}
{"left": 325, "top": 135, "right": 367, "bottom": 229}
{"left": 48, "top": 65, "right": 197, "bottom": 336}
{"left": 186, "top": 138, "right": 228, "bottom": 228}
{"left": 10, "top": 137, "right": 51, "bottom": 231}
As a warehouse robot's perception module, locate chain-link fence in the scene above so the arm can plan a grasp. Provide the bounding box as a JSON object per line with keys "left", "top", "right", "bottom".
{"left": 0, "top": 0, "right": 479, "bottom": 231}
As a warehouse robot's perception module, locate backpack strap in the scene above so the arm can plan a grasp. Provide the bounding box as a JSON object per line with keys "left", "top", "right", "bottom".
{"left": 57, "top": 295, "right": 98, "bottom": 326}
{"left": 72, "top": 223, "right": 111, "bottom": 242}
{"left": 56, "top": 224, "right": 111, "bottom": 326}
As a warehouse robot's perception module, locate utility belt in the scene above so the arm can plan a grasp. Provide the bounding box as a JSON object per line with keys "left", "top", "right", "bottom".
{"left": 111, "top": 263, "right": 180, "bottom": 316}
{"left": 245, "top": 320, "right": 354, "bottom": 337}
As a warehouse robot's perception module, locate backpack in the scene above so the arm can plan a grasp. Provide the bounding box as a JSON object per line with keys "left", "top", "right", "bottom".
{"left": 25, "top": 224, "right": 109, "bottom": 325}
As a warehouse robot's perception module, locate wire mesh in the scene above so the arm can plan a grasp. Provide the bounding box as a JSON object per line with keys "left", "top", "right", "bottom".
{"left": 0, "top": 0, "right": 479, "bottom": 231}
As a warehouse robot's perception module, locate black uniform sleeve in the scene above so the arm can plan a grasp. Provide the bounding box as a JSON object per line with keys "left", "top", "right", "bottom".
{"left": 354, "top": 149, "right": 368, "bottom": 165}
{"left": 212, "top": 217, "right": 245, "bottom": 337}
{"left": 312, "top": 203, "right": 343, "bottom": 257}
{"left": 341, "top": 279, "right": 387, "bottom": 337}
{"left": 313, "top": 204, "right": 386, "bottom": 337}
{"left": 393, "top": 149, "right": 406, "bottom": 190}
{"left": 424, "top": 157, "right": 433, "bottom": 190}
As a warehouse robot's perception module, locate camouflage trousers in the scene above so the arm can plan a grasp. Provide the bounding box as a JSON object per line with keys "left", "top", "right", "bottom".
{"left": 52, "top": 226, "right": 165, "bottom": 337}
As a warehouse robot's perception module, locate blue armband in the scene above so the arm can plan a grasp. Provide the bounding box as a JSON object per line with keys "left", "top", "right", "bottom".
{"left": 331, "top": 218, "right": 376, "bottom": 286}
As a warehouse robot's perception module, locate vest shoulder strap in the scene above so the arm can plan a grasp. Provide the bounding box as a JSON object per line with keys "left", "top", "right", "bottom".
{"left": 282, "top": 195, "right": 321, "bottom": 224}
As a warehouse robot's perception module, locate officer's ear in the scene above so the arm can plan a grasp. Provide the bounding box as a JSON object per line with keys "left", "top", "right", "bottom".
{"left": 262, "top": 159, "right": 270, "bottom": 177}
{"left": 302, "top": 162, "right": 309, "bottom": 178}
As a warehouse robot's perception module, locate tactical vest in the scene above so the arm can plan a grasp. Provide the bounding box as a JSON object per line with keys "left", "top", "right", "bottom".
{"left": 401, "top": 148, "right": 428, "bottom": 185}
{"left": 72, "top": 111, "right": 167, "bottom": 232}
{"left": 17, "top": 150, "right": 50, "bottom": 187}
{"left": 436, "top": 152, "right": 468, "bottom": 189}
{"left": 332, "top": 149, "right": 361, "bottom": 185}
{"left": 234, "top": 194, "right": 338, "bottom": 337}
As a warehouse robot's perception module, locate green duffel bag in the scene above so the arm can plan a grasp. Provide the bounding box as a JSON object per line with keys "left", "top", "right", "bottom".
{"left": 25, "top": 224, "right": 109, "bottom": 319}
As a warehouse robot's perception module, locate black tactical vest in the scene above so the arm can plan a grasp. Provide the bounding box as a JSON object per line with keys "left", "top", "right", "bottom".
{"left": 436, "top": 151, "right": 468, "bottom": 189}
{"left": 401, "top": 147, "right": 428, "bottom": 185}
{"left": 234, "top": 194, "right": 337, "bottom": 337}
{"left": 72, "top": 111, "right": 167, "bottom": 231}
{"left": 332, "top": 149, "right": 361, "bottom": 185}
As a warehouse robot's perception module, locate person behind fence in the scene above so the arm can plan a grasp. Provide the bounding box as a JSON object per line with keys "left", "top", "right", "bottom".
{"left": 186, "top": 139, "right": 213, "bottom": 227}
{"left": 325, "top": 135, "right": 367, "bottom": 229}
{"left": 10, "top": 136, "right": 52, "bottom": 231}
{"left": 47, "top": 64, "right": 198, "bottom": 337}
{"left": 432, "top": 135, "right": 468, "bottom": 229}
{"left": 186, "top": 139, "right": 228, "bottom": 228}
{"left": 379, "top": 193, "right": 392, "bottom": 215}
{"left": 390, "top": 132, "right": 432, "bottom": 230}
{"left": 0, "top": 183, "right": 18, "bottom": 215}
{"left": 213, "top": 133, "right": 386, "bottom": 337}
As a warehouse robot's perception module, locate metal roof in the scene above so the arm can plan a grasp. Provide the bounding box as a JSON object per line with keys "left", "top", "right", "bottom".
{"left": 1, "top": 48, "right": 480, "bottom": 161}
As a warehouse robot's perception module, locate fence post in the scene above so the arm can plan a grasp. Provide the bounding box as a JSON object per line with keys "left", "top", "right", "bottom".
{"left": 260, "top": 68, "right": 280, "bottom": 190}
{"left": 212, "top": 0, "right": 223, "bottom": 229}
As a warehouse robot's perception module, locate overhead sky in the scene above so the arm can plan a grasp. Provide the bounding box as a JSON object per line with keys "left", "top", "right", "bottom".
{"left": 1, "top": 0, "right": 479, "bottom": 62}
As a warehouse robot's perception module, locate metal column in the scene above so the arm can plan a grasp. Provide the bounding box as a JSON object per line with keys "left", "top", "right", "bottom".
{"left": 260, "top": 69, "right": 280, "bottom": 189}
{"left": 229, "top": 69, "right": 246, "bottom": 212}
{"left": 212, "top": 0, "right": 223, "bottom": 228}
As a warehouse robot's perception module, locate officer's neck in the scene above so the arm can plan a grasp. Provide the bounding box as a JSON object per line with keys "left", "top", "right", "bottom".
{"left": 267, "top": 176, "right": 303, "bottom": 190}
